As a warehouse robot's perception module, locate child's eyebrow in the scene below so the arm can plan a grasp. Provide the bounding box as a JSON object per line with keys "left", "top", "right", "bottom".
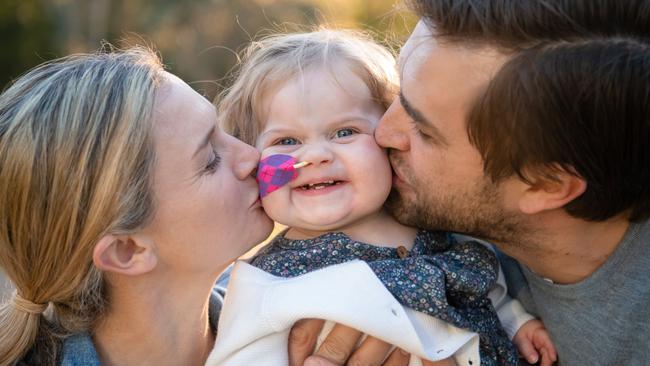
{"left": 257, "top": 127, "right": 300, "bottom": 147}
{"left": 259, "top": 127, "right": 296, "bottom": 140}
{"left": 329, "top": 117, "right": 374, "bottom": 129}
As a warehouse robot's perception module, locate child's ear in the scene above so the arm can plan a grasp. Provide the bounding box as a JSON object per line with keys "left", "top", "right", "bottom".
{"left": 92, "top": 233, "right": 157, "bottom": 276}
{"left": 517, "top": 167, "right": 587, "bottom": 215}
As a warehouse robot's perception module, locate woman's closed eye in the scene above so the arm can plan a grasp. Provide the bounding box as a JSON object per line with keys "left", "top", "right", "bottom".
{"left": 205, "top": 148, "right": 221, "bottom": 173}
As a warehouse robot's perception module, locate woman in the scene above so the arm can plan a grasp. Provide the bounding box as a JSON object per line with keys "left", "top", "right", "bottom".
{"left": 0, "top": 47, "right": 273, "bottom": 365}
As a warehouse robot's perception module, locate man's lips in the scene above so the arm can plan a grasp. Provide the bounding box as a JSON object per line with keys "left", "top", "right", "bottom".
{"left": 390, "top": 165, "right": 405, "bottom": 183}
{"left": 388, "top": 155, "right": 408, "bottom": 186}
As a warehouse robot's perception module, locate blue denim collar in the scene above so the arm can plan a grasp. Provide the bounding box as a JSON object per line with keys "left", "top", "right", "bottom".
{"left": 59, "top": 287, "right": 224, "bottom": 364}
{"left": 60, "top": 332, "right": 101, "bottom": 366}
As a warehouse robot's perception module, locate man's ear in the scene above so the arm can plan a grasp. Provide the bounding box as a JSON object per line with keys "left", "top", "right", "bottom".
{"left": 92, "top": 234, "right": 158, "bottom": 276}
{"left": 518, "top": 168, "right": 587, "bottom": 215}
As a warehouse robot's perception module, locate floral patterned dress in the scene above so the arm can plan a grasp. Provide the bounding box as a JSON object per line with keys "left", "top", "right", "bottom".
{"left": 251, "top": 230, "right": 518, "bottom": 365}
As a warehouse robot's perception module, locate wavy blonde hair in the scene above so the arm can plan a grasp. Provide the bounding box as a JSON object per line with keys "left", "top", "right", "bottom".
{"left": 0, "top": 47, "right": 164, "bottom": 364}
{"left": 216, "top": 28, "right": 399, "bottom": 145}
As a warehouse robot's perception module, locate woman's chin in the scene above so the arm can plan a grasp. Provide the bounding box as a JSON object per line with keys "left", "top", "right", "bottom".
{"left": 251, "top": 213, "right": 274, "bottom": 242}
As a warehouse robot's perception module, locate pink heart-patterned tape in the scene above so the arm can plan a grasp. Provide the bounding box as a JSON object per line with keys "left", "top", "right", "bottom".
{"left": 257, "top": 154, "right": 304, "bottom": 198}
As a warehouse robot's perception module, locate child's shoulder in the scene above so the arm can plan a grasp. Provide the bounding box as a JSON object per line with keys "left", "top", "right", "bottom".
{"left": 415, "top": 230, "right": 496, "bottom": 256}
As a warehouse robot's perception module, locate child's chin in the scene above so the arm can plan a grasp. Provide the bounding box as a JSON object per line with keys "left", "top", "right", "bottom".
{"left": 300, "top": 215, "right": 351, "bottom": 231}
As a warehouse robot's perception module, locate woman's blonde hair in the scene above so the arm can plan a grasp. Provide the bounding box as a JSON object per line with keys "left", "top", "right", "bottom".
{"left": 216, "top": 28, "right": 399, "bottom": 145}
{"left": 0, "top": 47, "right": 164, "bottom": 364}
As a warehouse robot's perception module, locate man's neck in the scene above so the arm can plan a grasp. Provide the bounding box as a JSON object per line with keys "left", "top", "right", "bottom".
{"left": 500, "top": 212, "right": 630, "bottom": 285}
{"left": 93, "top": 270, "right": 217, "bottom": 366}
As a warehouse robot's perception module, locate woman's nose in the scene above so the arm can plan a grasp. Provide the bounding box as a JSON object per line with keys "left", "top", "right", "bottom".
{"left": 375, "top": 97, "right": 410, "bottom": 151}
{"left": 298, "top": 141, "right": 333, "bottom": 166}
{"left": 230, "top": 134, "right": 260, "bottom": 180}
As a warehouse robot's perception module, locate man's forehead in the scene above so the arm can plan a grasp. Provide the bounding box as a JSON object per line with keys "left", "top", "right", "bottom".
{"left": 398, "top": 20, "right": 437, "bottom": 76}
{"left": 399, "top": 20, "right": 510, "bottom": 82}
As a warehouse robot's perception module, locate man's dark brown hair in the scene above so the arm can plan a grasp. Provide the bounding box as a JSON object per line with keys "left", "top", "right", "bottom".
{"left": 408, "top": 0, "right": 650, "bottom": 49}
{"left": 409, "top": 0, "right": 650, "bottom": 221}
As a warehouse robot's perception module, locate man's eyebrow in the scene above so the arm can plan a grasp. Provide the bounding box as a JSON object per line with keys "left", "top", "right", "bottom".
{"left": 399, "top": 91, "right": 427, "bottom": 124}
{"left": 193, "top": 125, "right": 215, "bottom": 158}
{"left": 399, "top": 91, "right": 448, "bottom": 146}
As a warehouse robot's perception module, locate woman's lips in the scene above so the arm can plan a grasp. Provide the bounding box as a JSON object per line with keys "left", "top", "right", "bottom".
{"left": 250, "top": 197, "right": 262, "bottom": 208}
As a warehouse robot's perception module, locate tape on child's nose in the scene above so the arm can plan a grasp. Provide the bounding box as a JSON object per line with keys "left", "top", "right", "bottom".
{"left": 257, "top": 154, "right": 310, "bottom": 198}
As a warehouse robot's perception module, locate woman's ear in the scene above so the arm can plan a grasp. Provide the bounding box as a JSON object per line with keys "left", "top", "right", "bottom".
{"left": 518, "top": 168, "right": 587, "bottom": 215}
{"left": 93, "top": 234, "right": 158, "bottom": 276}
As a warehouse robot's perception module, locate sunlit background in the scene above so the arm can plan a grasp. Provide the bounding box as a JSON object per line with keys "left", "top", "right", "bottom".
{"left": 0, "top": 0, "right": 416, "bottom": 297}
{"left": 2, "top": 0, "right": 416, "bottom": 97}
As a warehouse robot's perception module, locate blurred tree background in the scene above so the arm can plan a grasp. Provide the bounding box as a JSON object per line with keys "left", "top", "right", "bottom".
{"left": 0, "top": 0, "right": 416, "bottom": 98}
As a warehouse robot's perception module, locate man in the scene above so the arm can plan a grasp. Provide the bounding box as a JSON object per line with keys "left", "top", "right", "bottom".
{"left": 290, "top": 1, "right": 650, "bottom": 365}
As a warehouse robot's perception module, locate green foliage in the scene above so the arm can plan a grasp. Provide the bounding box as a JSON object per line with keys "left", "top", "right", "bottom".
{"left": 0, "top": 0, "right": 57, "bottom": 90}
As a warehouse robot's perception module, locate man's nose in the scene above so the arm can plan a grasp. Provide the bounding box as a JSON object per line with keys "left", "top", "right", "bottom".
{"left": 375, "top": 97, "right": 410, "bottom": 151}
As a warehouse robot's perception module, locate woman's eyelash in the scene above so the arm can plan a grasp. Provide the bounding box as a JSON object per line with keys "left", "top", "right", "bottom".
{"left": 205, "top": 149, "right": 221, "bottom": 172}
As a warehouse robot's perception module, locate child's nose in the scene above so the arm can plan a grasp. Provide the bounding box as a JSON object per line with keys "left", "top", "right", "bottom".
{"left": 299, "top": 142, "right": 333, "bottom": 166}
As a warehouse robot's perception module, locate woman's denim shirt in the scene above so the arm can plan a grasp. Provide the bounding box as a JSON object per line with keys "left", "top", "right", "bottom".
{"left": 60, "top": 334, "right": 101, "bottom": 366}
{"left": 59, "top": 282, "right": 226, "bottom": 365}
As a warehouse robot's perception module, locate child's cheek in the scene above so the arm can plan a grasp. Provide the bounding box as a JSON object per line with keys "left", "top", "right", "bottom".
{"left": 260, "top": 187, "right": 293, "bottom": 226}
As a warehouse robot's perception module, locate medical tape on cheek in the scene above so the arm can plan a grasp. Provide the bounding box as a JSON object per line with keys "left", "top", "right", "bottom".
{"left": 256, "top": 154, "right": 310, "bottom": 198}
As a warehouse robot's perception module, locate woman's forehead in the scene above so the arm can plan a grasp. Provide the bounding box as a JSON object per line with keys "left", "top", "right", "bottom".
{"left": 153, "top": 74, "right": 215, "bottom": 132}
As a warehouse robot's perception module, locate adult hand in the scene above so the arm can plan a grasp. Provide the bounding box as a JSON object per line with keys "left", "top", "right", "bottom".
{"left": 289, "top": 319, "right": 325, "bottom": 366}
{"left": 288, "top": 319, "right": 450, "bottom": 366}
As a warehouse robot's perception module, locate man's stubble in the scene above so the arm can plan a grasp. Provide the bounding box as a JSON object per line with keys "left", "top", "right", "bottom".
{"left": 384, "top": 153, "right": 537, "bottom": 253}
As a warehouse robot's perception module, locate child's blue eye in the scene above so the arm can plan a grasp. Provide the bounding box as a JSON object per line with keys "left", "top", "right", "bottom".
{"left": 335, "top": 128, "right": 355, "bottom": 138}
{"left": 276, "top": 137, "right": 299, "bottom": 145}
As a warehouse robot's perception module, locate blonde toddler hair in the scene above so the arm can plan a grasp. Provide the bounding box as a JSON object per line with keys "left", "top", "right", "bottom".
{"left": 216, "top": 28, "right": 399, "bottom": 145}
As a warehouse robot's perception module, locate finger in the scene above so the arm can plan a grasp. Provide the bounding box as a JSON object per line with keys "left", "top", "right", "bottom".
{"left": 288, "top": 319, "right": 325, "bottom": 366}
{"left": 515, "top": 338, "right": 539, "bottom": 365}
{"left": 549, "top": 345, "right": 558, "bottom": 362}
{"left": 539, "top": 348, "right": 552, "bottom": 366}
{"left": 313, "top": 323, "right": 362, "bottom": 364}
{"left": 533, "top": 332, "right": 557, "bottom": 362}
{"left": 382, "top": 348, "right": 410, "bottom": 366}
{"left": 422, "top": 357, "right": 457, "bottom": 366}
{"left": 346, "top": 336, "right": 392, "bottom": 366}
{"left": 304, "top": 355, "right": 340, "bottom": 366}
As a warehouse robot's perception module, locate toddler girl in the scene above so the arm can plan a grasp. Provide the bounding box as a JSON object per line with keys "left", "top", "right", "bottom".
{"left": 207, "top": 29, "right": 556, "bottom": 366}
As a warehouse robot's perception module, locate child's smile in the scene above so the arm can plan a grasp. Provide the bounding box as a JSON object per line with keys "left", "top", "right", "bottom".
{"left": 255, "top": 63, "right": 392, "bottom": 233}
